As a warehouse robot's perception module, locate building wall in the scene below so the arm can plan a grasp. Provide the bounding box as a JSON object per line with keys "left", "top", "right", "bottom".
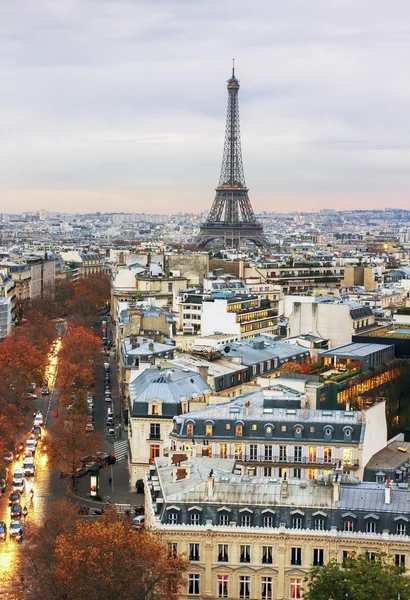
{"left": 29, "top": 263, "right": 42, "bottom": 298}
{"left": 361, "top": 401, "right": 387, "bottom": 470}
{"left": 129, "top": 416, "right": 174, "bottom": 485}
{"left": 148, "top": 519, "right": 410, "bottom": 600}
{"left": 287, "top": 301, "right": 353, "bottom": 349}
{"left": 201, "top": 300, "right": 239, "bottom": 337}
{"left": 165, "top": 254, "right": 209, "bottom": 286}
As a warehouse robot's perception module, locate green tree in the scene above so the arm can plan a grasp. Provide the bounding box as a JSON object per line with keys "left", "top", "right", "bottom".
{"left": 304, "top": 554, "right": 410, "bottom": 600}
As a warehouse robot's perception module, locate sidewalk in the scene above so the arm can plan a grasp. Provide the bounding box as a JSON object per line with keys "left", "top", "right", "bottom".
{"left": 70, "top": 458, "right": 144, "bottom": 507}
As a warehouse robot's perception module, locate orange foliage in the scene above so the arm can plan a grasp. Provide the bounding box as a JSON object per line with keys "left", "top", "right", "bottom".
{"left": 53, "top": 523, "right": 188, "bottom": 600}
{"left": 48, "top": 413, "right": 104, "bottom": 482}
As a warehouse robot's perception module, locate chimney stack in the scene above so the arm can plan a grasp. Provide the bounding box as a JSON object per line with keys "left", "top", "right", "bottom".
{"left": 333, "top": 473, "right": 340, "bottom": 504}
{"left": 198, "top": 365, "right": 209, "bottom": 383}
{"left": 148, "top": 342, "right": 155, "bottom": 352}
{"left": 207, "top": 469, "right": 215, "bottom": 497}
{"left": 244, "top": 400, "right": 250, "bottom": 417}
{"left": 385, "top": 476, "right": 392, "bottom": 505}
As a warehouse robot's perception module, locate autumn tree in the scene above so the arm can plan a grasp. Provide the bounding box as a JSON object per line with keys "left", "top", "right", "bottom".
{"left": 48, "top": 414, "right": 103, "bottom": 487}
{"left": 303, "top": 554, "right": 410, "bottom": 600}
{"left": 280, "top": 361, "right": 305, "bottom": 374}
{"left": 29, "top": 520, "right": 188, "bottom": 600}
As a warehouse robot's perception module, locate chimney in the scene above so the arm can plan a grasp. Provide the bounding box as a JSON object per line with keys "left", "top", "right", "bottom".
{"left": 148, "top": 342, "right": 155, "bottom": 352}
{"left": 129, "top": 334, "right": 138, "bottom": 348}
{"left": 333, "top": 473, "right": 340, "bottom": 503}
{"left": 147, "top": 253, "right": 151, "bottom": 266}
{"left": 207, "top": 469, "right": 215, "bottom": 497}
{"left": 118, "top": 251, "right": 126, "bottom": 266}
{"left": 198, "top": 365, "right": 209, "bottom": 383}
{"left": 244, "top": 400, "right": 250, "bottom": 417}
{"left": 385, "top": 476, "right": 392, "bottom": 505}
{"left": 281, "top": 473, "right": 288, "bottom": 499}
{"left": 172, "top": 464, "right": 191, "bottom": 482}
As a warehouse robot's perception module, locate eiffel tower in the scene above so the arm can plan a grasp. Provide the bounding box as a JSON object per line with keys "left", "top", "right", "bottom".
{"left": 195, "top": 63, "right": 269, "bottom": 249}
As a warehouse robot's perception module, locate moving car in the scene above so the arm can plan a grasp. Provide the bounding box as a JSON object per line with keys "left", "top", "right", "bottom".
{"left": 32, "top": 425, "right": 42, "bottom": 439}
{"left": 23, "top": 456, "right": 35, "bottom": 477}
{"left": 0, "top": 521, "right": 6, "bottom": 540}
{"left": 13, "top": 479, "right": 25, "bottom": 494}
{"left": 30, "top": 382, "right": 36, "bottom": 390}
{"left": 34, "top": 413, "right": 43, "bottom": 426}
{"left": 4, "top": 451, "right": 13, "bottom": 463}
{"left": 9, "top": 520, "right": 23, "bottom": 540}
{"left": 132, "top": 515, "right": 145, "bottom": 530}
{"left": 22, "top": 392, "right": 37, "bottom": 399}
{"left": 10, "top": 503, "right": 22, "bottom": 519}
{"left": 8, "top": 492, "right": 20, "bottom": 506}
{"left": 105, "top": 396, "right": 112, "bottom": 403}
{"left": 106, "top": 416, "right": 114, "bottom": 427}
{"left": 25, "top": 440, "right": 36, "bottom": 455}
{"left": 41, "top": 387, "right": 50, "bottom": 395}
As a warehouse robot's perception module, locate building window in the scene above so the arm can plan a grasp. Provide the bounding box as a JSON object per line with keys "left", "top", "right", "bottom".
{"left": 281, "top": 425, "right": 287, "bottom": 432}
{"left": 309, "top": 446, "right": 317, "bottom": 463}
{"left": 218, "top": 544, "right": 228, "bottom": 562}
{"left": 343, "top": 448, "right": 352, "bottom": 465}
{"left": 150, "top": 423, "right": 161, "bottom": 440}
{"left": 397, "top": 522, "right": 407, "bottom": 536}
{"left": 313, "top": 548, "right": 324, "bottom": 566}
{"left": 293, "top": 468, "right": 302, "bottom": 479}
{"left": 219, "top": 513, "right": 229, "bottom": 526}
{"left": 262, "top": 545, "right": 273, "bottom": 564}
{"left": 315, "top": 518, "right": 325, "bottom": 531}
{"left": 189, "top": 543, "right": 200, "bottom": 561}
{"left": 249, "top": 444, "right": 258, "bottom": 460}
{"left": 264, "top": 445, "right": 273, "bottom": 461}
{"left": 188, "top": 574, "right": 200, "bottom": 595}
{"left": 235, "top": 444, "right": 243, "bottom": 460}
{"left": 278, "top": 467, "right": 287, "bottom": 479}
{"left": 366, "top": 521, "right": 377, "bottom": 534}
{"left": 263, "top": 515, "right": 274, "bottom": 528}
{"left": 343, "top": 551, "right": 355, "bottom": 566}
{"left": 279, "top": 445, "right": 287, "bottom": 461}
{"left": 291, "top": 547, "right": 302, "bottom": 566}
{"left": 395, "top": 554, "right": 406, "bottom": 568}
{"left": 151, "top": 404, "right": 159, "bottom": 415}
{"left": 239, "top": 576, "right": 250, "bottom": 599}
{"left": 292, "top": 517, "right": 303, "bottom": 530}
{"left": 190, "top": 513, "right": 200, "bottom": 525}
{"left": 241, "top": 514, "right": 251, "bottom": 527}
{"left": 308, "top": 468, "right": 317, "bottom": 480}
{"left": 294, "top": 446, "right": 302, "bottom": 462}
{"left": 149, "top": 444, "right": 160, "bottom": 462}
{"left": 168, "top": 542, "right": 178, "bottom": 556}
{"left": 168, "top": 512, "right": 178, "bottom": 524}
{"left": 252, "top": 424, "right": 257, "bottom": 431}
{"left": 187, "top": 423, "right": 194, "bottom": 436}
{"left": 261, "top": 576, "right": 273, "bottom": 600}
{"left": 236, "top": 425, "right": 243, "bottom": 437}
{"left": 367, "top": 552, "right": 377, "bottom": 562}
{"left": 290, "top": 578, "right": 302, "bottom": 599}
{"left": 220, "top": 444, "right": 228, "bottom": 459}
{"left": 264, "top": 467, "right": 272, "bottom": 476}
{"left": 217, "top": 575, "right": 228, "bottom": 598}
{"left": 344, "top": 520, "right": 354, "bottom": 532}
{"left": 323, "top": 447, "right": 332, "bottom": 463}
{"left": 240, "top": 545, "right": 251, "bottom": 563}
{"left": 226, "top": 423, "right": 231, "bottom": 430}
{"left": 205, "top": 424, "right": 213, "bottom": 436}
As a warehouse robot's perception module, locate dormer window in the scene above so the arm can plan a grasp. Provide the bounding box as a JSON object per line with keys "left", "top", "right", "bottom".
{"left": 187, "top": 423, "right": 194, "bottom": 436}
{"left": 264, "top": 423, "right": 274, "bottom": 439}
{"left": 294, "top": 424, "right": 304, "bottom": 440}
{"left": 151, "top": 404, "right": 159, "bottom": 415}
{"left": 324, "top": 425, "right": 334, "bottom": 441}
{"left": 343, "top": 426, "right": 353, "bottom": 442}
{"left": 236, "top": 426, "right": 243, "bottom": 437}
{"left": 205, "top": 424, "right": 212, "bottom": 436}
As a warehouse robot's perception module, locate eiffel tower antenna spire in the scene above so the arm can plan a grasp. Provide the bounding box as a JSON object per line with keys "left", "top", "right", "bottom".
{"left": 194, "top": 65, "right": 269, "bottom": 249}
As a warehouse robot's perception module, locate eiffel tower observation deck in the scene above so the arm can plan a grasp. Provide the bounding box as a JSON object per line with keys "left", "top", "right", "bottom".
{"left": 195, "top": 63, "right": 269, "bottom": 249}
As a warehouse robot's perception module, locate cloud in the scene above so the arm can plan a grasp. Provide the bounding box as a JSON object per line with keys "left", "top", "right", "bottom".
{"left": 0, "top": 0, "right": 410, "bottom": 212}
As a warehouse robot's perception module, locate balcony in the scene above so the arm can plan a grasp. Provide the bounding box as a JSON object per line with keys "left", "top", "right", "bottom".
{"left": 211, "top": 454, "right": 360, "bottom": 469}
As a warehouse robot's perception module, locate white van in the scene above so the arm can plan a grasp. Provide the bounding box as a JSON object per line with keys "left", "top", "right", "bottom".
{"left": 25, "top": 440, "right": 36, "bottom": 455}
{"left": 12, "top": 468, "right": 24, "bottom": 484}
{"left": 23, "top": 456, "right": 35, "bottom": 477}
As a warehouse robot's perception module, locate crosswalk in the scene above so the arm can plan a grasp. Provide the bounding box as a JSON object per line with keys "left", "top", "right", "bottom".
{"left": 114, "top": 439, "right": 128, "bottom": 462}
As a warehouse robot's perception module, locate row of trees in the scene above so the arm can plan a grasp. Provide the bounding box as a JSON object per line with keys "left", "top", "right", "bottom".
{"left": 0, "top": 308, "right": 56, "bottom": 458}
{"left": 3, "top": 500, "right": 188, "bottom": 600}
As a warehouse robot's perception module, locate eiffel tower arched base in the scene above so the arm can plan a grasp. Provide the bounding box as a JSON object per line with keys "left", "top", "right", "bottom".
{"left": 194, "top": 222, "right": 269, "bottom": 249}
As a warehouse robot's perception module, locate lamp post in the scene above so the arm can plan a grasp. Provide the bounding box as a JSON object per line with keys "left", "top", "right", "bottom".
{"left": 89, "top": 463, "right": 100, "bottom": 498}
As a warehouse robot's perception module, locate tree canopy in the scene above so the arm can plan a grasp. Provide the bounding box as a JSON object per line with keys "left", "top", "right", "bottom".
{"left": 304, "top": 554, "right": 410, "bottom": 600}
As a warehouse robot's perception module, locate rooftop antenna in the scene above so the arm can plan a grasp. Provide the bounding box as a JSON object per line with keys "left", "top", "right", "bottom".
{"left": 232, "top": 58, "right": 235, "bottom": 78}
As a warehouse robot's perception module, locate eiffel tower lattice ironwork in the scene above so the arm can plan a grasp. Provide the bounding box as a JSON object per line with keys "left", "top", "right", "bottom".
{"left": 195, "top": 63, "right": 269, "bottom": 249}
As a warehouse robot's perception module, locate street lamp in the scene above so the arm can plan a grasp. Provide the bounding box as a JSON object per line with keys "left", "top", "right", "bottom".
{"left": 89, "top": 463, "right": 100, "bottom": 498}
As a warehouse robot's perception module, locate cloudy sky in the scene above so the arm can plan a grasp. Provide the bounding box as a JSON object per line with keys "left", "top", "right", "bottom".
{"left": 1, "top": 0, "right": 410, "bottom": 214}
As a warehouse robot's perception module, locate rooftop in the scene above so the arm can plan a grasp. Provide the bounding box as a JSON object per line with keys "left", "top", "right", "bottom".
{"left": 320, "top": 342, "right": 394, "bottom": 359}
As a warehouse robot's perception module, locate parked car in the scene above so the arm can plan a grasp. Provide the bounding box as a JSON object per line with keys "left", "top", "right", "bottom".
{"left": 105, "top": 397, "right": 113, "bottom": 403}
{"left": 132, "top": 515, "right": 145, "bottom": 530}
{"left": 3, "top": 451, "right": 13, "bottom": 463}
{"left": 9, "top": 520, "right": 23, "bottom": 540}
{"left": 0, "top": 521, "right": 7, "bottom": 541}
{"left": 22, "top": 392, "right": 37, "bottom": 399}
{"left": 96, "top": 452, "right": 116, "bottom": 467}
{"left": 106, "top": 406, "right": 113, "bottom": 415}
{"left": 106, "top": 416, "right": 114, "bottom": 427}
{"left": 85, "top": 423, "right": 94, "bottom": 434}
{"left": 30, "top": 382, "right": 36, "bottom": 390}
{"left": 0, "top": 478, "right": 7, "bottom": 494}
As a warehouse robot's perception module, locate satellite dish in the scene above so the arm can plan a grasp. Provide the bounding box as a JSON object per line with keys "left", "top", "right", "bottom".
{"left": 224, "top": 346, "right": 230, "bottom": 354}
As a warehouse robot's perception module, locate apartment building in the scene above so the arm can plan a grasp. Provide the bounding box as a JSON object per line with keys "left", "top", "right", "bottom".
{"left": 146, "top": 455, "right": 410, "bottom": 600}
{"left": 170, "top": 389, "right": 387, "bottom": 482}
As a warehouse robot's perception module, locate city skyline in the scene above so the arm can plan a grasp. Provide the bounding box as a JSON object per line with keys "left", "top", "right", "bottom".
{"left": 1, "top": 1, "right": 410, "bottom": 214}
